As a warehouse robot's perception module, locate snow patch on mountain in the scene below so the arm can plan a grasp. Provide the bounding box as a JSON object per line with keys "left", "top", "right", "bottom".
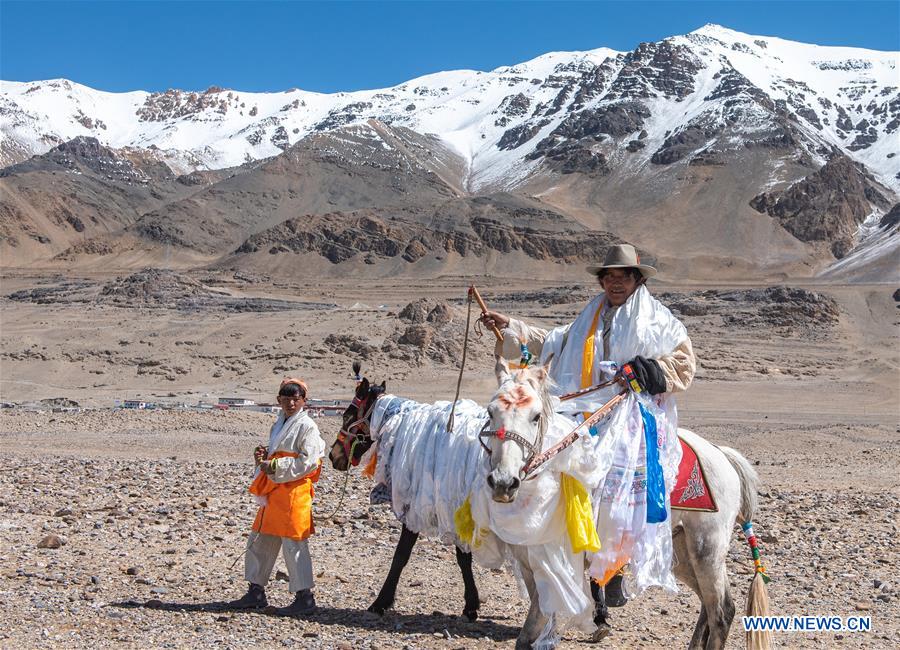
{"left": 1, "top": 25, "right": 897, "bottom": 193}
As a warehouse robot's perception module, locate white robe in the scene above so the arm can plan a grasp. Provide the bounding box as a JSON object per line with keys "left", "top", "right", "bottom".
{"left": 253, "top": 410, "right": 326, "bottom": 506}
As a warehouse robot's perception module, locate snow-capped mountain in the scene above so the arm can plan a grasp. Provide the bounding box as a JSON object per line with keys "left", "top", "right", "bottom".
{"left": 1, "top": 25, "right": 898, "bottom": 280}
{"left": 2, "top": 25, "right": 897, "bottom": 191}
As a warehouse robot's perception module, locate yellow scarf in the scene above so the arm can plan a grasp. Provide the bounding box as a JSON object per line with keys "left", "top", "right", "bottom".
{"left": 580, "top": 301, "right": 606, "bottom": 421}
{"left": 580, "top": 301, "right": 604, "bottom": 389}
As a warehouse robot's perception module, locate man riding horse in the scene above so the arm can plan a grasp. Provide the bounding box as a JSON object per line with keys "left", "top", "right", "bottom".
{"left": 480, "top": 244, "right": 696, "bottom": 632}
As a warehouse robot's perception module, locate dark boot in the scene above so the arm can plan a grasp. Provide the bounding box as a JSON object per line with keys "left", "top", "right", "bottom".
{"left": 590, "top": 579, "right": 611, "bottom": 642}
{"left": 604, "top": 574, "right": 628, "bottom": 608}
{"left": 274, "top": 589, "right": 316, "bottom": 616}
{"left": 228, "top": 583, "right": 268, "bottom": 609}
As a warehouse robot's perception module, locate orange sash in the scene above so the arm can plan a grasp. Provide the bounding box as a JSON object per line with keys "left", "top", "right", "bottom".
{"left": 249, "top": 451, "right": 322, "bottom": 541}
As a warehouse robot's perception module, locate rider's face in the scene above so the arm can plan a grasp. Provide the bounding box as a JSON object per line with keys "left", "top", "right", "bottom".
{"left": 600, "top": 269, "right": 640, "bottom": 307}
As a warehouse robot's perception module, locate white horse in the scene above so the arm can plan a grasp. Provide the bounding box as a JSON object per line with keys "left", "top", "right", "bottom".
{"left": 482, "top": 359, "right": 769, "bottom": 650}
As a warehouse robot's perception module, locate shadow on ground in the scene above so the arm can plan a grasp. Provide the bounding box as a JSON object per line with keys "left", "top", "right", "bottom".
{"left": 111, "top": 600, "right": 521, "bottom": 640}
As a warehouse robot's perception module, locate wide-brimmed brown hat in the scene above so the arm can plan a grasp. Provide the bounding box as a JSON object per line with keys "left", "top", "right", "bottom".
{"left": 587, "top": 244, "right": 657, "bottom": 279}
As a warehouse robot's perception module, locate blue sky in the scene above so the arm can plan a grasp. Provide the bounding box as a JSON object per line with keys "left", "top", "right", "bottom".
{"left": 1, "top": 1, "right": 898, "bottom": 93}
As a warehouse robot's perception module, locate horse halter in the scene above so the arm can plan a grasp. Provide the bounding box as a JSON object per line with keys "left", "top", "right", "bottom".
{"left": 337, "top": 393, "right": 377, "bottom": 466}
{"left": 478, "top": 418, "right": 544, "bottom": 478}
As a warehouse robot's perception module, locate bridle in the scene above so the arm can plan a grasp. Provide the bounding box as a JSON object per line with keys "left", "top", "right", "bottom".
{"left": 480, "top": 376, "right": 629, "bottom": 481}
{"left": 478, "top": 421, "right": 543, "bottom": 460}
{"left": 337, "top": 390, "right": 379, "bottom": 466}
{"left": 478, "top": 419, "right": 544, "bottom": 479}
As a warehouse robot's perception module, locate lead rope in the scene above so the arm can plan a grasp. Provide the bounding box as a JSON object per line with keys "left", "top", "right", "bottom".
{"left": 447, "top": 290, "right": 474, "bottom": 432}
{"left": 317, "top": 437, "right": 361, "bottom": 520}
{"left": 229, "top": 504, "right": 265, "bottom": 570}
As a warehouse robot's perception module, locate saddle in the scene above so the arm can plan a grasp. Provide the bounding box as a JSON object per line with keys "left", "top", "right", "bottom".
{"left": 670, "top": 436, "right": 717, "bottom": 512}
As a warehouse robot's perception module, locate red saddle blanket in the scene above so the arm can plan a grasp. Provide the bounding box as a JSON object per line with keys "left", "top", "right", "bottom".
{"left": 670, "top": 436, "right": 717, "bottom": 512}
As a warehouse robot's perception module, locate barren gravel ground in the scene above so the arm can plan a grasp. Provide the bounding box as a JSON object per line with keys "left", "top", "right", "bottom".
{"left": 0, "top": 406, "right": 897, "bottom": 650}
{"left": 1, "top": 276, "right": 898, "bottom": 648}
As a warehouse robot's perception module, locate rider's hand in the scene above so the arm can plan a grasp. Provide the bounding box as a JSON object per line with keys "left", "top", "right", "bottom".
{"left": 259, "top": 459, "right": 276, "bottom": 475}
{"left": 624, "top": 356, "right": 667, "bottom": 395}
{"left": 254, "top": 445, "right": 268, "bottom": 466}
{"left": 480, "top": 310, "right": 510, "bottom": 331}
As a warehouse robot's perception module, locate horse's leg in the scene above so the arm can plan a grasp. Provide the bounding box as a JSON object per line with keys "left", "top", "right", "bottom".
{"left": 369, "top": 524, "right": 419, "bottom": 615}
{"left": 454, "top": 546, "right": 481, "bottom": 621}
{"left": 511, "top": 547, "right": 550, "bottom": 650}
{"left": 672, "top": 525, "right": 708, "bottom": 650}
{"left": 680, "top": 518, "right": 735, "bottom": 650}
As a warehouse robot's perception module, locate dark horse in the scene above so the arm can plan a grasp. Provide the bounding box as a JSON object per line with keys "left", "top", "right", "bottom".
{"left": 327, "top": 374, "right": 481, "bottom": 621}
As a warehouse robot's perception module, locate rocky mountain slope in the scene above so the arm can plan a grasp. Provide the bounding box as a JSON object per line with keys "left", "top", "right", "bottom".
{"left": 4, "top": 25, "right": 896, "bottom": 189}
{"left": 1, "top": 25, "right": 897, "bottom": 279}
{"left": 0, "top": 137, "right": 246, "bottom": 263}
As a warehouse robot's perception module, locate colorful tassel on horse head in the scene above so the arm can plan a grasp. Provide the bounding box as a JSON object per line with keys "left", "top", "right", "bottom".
{"left": 510, "top": 339, "right": 533, "bottom": 369}
{"left": 742, "top": 521, "right": 771, "bottom": 584}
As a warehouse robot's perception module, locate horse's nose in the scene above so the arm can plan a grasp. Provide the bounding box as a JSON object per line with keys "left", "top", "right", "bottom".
{"left": 329, "top": 447, "right": 348, "bottom": 472}
{"left": 488, "top": 471, "right": 520, "bottom": 502}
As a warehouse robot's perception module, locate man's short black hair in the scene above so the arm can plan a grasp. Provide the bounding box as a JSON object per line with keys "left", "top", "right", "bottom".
{"left": 278, "top": 382, "right": 306, "bottom": 399}
{"left": 597, "top": 267, "right": 643, "bottom": 282}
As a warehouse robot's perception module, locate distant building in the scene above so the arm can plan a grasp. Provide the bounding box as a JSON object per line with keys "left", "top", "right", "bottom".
{"left": 218, "top": 397, "right": 256, "bottom": 407}
{"left": 254, "top": 404, "right": 281, "bottom": 414}
{"left": 308, "top": 398, "right": 342, "bottom": 407}
{"left": 123, "top": 400, "right": 147, "bottom": 409}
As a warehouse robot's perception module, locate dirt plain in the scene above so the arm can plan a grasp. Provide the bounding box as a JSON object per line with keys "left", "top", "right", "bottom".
{"left": 1, "top": 270, "right": 898, "bottom": 649}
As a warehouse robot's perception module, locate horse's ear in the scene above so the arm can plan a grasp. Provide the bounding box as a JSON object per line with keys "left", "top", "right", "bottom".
{"left": 356, "top": 378, "right": 369, "bottom": 397}
{"left": 494, "top": 356, "right": 511, "bottom": 386}
{"left": 379, "top": 381, "right": 386, "bottom": 390}
{"left": 533, "top": 352, "right": 554, "bottom": 383}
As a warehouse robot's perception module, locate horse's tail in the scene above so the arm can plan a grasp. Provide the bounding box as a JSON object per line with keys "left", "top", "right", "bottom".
{"left": 720, "top": 446, "right": 772, "bottom": 650}
{"left": 719, "top": 445, "right": 759, "bottom": 523}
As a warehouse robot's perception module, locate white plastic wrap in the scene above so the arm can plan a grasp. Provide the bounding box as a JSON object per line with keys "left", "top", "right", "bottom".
{"left": 369, "top": 394, "right": 596, "bottom": 628}
{"left": 368, "top": 395, "right": 488, "bottom": 545}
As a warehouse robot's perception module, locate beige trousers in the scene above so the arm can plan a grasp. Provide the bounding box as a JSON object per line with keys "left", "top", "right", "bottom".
{"left": 244, "top": 532, "right": 314, "bottom": 592}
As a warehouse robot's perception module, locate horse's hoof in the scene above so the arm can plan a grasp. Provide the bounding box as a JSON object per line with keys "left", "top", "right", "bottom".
{"left": 367, "top": 602, "right": 390, "bottom": 616}
{"left": 462, "top": 607, "right": 478, "bottom": 622}
{"left": 589, "top": 622, "right": 611, "bottom": 643}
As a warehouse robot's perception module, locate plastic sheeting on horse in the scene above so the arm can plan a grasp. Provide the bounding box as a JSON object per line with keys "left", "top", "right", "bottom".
{"left": 365, "top": 386, "right": 682, "bottom": 631}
